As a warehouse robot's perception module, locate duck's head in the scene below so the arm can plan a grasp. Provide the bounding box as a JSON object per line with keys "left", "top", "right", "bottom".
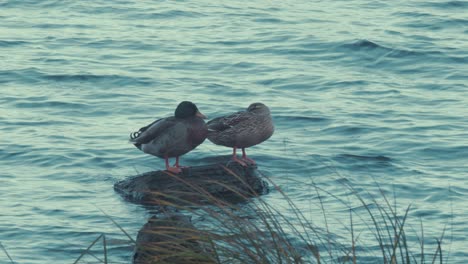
{"left": 247, "top": 102, "right": 270, "bottom": 114}
{"left": 175, "top": 101, "right": 207, "bottom": 119}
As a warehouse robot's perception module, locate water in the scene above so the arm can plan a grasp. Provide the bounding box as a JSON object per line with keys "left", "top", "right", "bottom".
{"left": 1, "top": 0, "right": 467, "bottom": 263}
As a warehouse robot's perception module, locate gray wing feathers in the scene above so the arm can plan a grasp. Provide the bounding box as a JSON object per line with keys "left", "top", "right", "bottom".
{"left": 130, "top": 118, "right": 176, "bottom": 144}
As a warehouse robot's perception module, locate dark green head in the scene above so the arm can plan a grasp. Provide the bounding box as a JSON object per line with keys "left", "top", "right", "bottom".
{"left": 175, "top": 101, "right": 206, "bottom": 119}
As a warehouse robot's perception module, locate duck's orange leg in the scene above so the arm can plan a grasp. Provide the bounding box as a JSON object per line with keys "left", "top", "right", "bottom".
{"left": 165, "top": 156, "right": 182, "bottom": 173}
{"left": 241, "top": 148, "right": 256, "bottom": 165}
{"left": 173, "top": 156, "right": 188, "bottom": 169}
{"left": 230, "top": 147, "right": 247, "bottom": 166}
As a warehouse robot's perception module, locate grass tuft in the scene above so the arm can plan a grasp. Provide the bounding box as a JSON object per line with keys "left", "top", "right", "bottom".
{"left": 75, "top": 166, "right": 449, "bottom": 263}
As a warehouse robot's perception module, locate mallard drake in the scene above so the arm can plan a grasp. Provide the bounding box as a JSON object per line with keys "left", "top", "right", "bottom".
{"left": 130, "top": 101, "right": 207, "bottom": 173}
{"left": 207, "top": 102, "right": 274, "bottom": 166}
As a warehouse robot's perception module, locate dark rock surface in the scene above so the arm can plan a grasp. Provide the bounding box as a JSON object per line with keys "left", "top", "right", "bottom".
{"left": 114, "top": 162, "right": 269, "bottom": 206}
{"left": 115, "top": 161, "right": 270, "bottom": 263}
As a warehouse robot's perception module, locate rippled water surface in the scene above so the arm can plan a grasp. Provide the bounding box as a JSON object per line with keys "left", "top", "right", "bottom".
{"left": 1, "top": 0, "right": 467, "bottom": 263}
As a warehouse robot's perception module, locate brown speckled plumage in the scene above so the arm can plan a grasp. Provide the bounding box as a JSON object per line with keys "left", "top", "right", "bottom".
{"left": 207, "top": 103, "right": 274, "bottom": 164}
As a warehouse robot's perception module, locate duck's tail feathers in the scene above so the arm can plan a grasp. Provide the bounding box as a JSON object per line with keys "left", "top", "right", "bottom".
{"left": 129, "top": 131, "right": 141, "bottom": 142}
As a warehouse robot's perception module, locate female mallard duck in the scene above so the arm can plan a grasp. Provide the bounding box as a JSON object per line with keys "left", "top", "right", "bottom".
{"left": 207, "top": 102, "right": 274, "bottom": 166}
{"left": 129, "top": 101, "right": 207, "bottom": 173}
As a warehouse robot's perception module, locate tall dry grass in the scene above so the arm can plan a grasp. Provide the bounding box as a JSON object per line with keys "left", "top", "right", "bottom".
{"left": 70, "top": 167, "right": 448, "bottom": 263}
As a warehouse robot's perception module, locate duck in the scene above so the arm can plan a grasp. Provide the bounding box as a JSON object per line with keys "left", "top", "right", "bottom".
{"left": 129, "top": 101, "right": 208, "bottom": 173}
{"left": 207, "top": 102, "right": 274, "bottom": 166}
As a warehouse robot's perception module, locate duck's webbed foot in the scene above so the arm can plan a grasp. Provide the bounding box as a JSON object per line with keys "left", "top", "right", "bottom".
{"left": 229, "top": 155, "right": 248, "bottom": 167}
{"left": 166, "top": 166, "right": 182, "bottom": 174}
{"left": 242, "top": 156, "right": 256, "bottom": 165}
{"left": 173, "top": 156, "right": 188, "bottom": 169}
{"left": 165, "top": 157, "right": 182, "bottom": 173}
{"left": 227, "top": 147, "right": 247, "bottom": 167}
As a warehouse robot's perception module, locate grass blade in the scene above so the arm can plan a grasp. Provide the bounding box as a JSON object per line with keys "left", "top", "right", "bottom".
{"left": 73, "top": 234, "right": 103, "bottom": 264}
{"left": 0, "top": 242, "right": 14, "bottom": 264}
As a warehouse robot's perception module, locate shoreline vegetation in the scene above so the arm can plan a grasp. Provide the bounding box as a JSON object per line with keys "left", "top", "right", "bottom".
{"left": 2, "top": 164, "right": 448, "bottom": 264}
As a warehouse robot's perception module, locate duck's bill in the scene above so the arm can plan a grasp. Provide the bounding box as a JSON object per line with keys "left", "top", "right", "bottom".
{"left": 196, "top": 111, "right": 207, "bottom": 119}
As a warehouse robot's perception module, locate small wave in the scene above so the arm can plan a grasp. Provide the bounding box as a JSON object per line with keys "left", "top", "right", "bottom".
{"left": 253, "top": 17, "right": 285, "bottom": 24}
{"left": 319, "top": 80, "right": 370, "bottom": 89}
{"left": 413, "top": 208, "right": 441, "bottom": 218}
{"left": 230, "top": 61, "right": 258, "bottom": 69}
{"left": 202, "top": 39, "right": 258, "bottom": 46}
{"left": 331, "top": 154, "right": 396, "bottom": 171}
{"left": 447, "top": 56, "right": 468, "bottom": 64}
{"left": 420, "top": 146, "right": 468, "bottom": 160}
{"left": 341, "top": 39, "right": 385, "bottom": 50}
{"left": 0, "top": 68, "right": 43, "bottom": 84}
{"left": 2, "top": 69, "right": 151, "bottom": 87}
{"left": 0, "top": 95, "right": 48, "bottom": 104}
{"left": 351, "top": 89, "right": 401, "bottom": 96}
{"left": 394, "top": 11, "right": 434, "bottom": 19}
{"left": 273, "top": 82, "right": 311, "bottom": 90}
{"left": 275, "top": 115, "right": 329, "bottom": 123}
{"left": 337, "top": 154, "right": 392, "bottom": 162}
{"left": 322, "top": 125, "right": 371, "bottom": 135}
{"left": 14, "top": 100, "right": 89, "bottom": 109}
{"left": 0, "top": 40, "right": 29, "bottom": 47}
{"left": 445, "top": 72, "right": 468, "bottom": 81}
{"left": 336, "top": 38, "right": 448, "bottom": 64}
{"left": 43, "top": 73, "right": 155, "bottom": 86}
{"left": 338, "top": 39, "right": 422, "bottom": 57}
{"left": 436, "top": 17, "right": 468, "bottom": 28}
{"left": 423, "top": 0, "right": 468, "bottom": 9}
{"left": 4, "top": 120, "right": 75, "bottom": 126}
{"left": 129, "top": 10, "right": 203, "bottom": 20}
{"left": 395, "top": 12, "right": 468, "bottom": 32}
{"left": 45, "top": 73, "right": 111, "bottom": 82}
{"left": 33, "top": 23, "right": 95, "bottom": 29}
{"left": 31, "top": 57, "right": 70, "bottom": 64}
{"left": 0, "top": 0, "right": 61, "bottom": 8}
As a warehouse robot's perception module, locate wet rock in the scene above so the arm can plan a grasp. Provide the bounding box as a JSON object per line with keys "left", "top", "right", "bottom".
{"left": 114, "top": 162, "right": 268, "bottom": 206}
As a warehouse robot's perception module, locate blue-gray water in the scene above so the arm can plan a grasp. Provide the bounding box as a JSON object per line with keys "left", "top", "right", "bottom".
{"left": 1, "top": 0, "right": 467, "bottom": 263}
